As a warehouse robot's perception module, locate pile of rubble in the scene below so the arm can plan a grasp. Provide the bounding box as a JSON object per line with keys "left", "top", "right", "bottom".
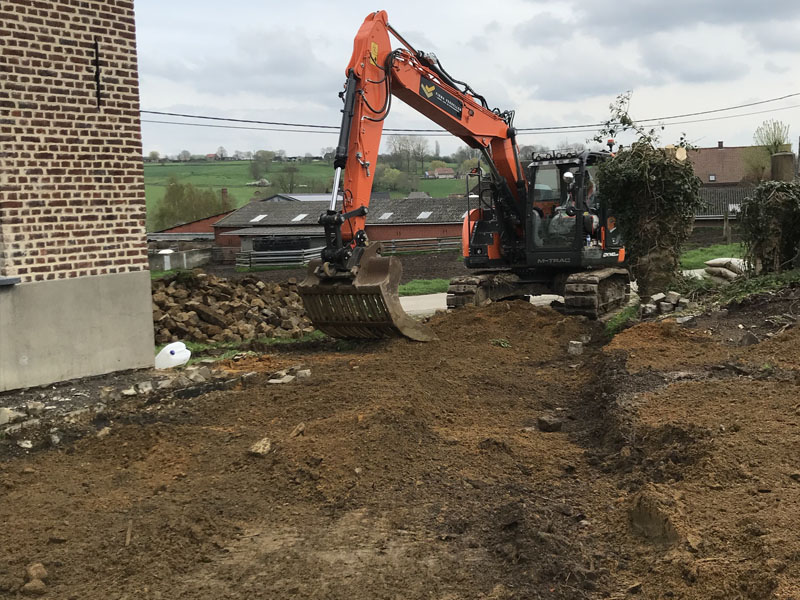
{"left": 152, "top": 271, "right": 314, "bottom": 345}
{"left": 641, "top": 290, "right": 699, "bottom": 318}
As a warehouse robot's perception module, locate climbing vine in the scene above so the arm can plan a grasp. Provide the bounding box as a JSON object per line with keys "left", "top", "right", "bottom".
{"left": 593, "top": 93, "right": 703, "bottom": 297}
{"left": 739, "top": 181, "right": 800, "bottom": 273}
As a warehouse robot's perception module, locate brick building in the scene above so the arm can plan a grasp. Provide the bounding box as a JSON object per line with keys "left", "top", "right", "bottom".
{"left": 0, "top": 0, "right": 154, "bottom": 391}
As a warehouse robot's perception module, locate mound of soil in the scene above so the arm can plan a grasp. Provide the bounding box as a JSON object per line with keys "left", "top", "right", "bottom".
{"left": 2, "top": 292, "right": 800, "bottom": 599}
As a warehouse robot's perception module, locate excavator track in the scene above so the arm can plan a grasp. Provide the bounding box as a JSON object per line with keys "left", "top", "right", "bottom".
{"left": 446, "top": 273, "right": 550, "bottom": 309}
{"left": 447, "top": 268, "right": 631, "bottom": 320}
{"left": 446, "top": 276, "right": 487, "bottom": 308}
{"left": 562, "top": 268, "right": 630, "bottom": 319}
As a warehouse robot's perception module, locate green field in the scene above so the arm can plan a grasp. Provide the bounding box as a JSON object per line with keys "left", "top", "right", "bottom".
{"left": 144, "top": 159, "right": 466, "bottom": 229}
{"left": 144, "top": 160, "right": 338, "bottom": 227}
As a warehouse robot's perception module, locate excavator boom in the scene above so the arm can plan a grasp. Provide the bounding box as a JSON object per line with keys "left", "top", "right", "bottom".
{"left": 298, "top": 11, "right": 527, "bottom": 341}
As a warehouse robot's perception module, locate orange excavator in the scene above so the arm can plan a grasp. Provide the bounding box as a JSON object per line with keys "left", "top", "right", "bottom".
{"left": 298, "top": 11, "right": 629, "bottom": 341}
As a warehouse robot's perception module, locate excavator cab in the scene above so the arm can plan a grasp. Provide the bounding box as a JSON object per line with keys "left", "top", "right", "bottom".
{"left": 527, "top": 152, "right": 621, "bottom": 261}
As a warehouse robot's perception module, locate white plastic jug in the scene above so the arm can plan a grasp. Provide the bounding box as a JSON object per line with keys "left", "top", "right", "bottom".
{"left": 155, "top": 341, "right": 191, "bottom": 369}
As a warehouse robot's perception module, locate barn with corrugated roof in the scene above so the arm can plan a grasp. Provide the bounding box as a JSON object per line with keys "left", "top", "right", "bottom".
{"left": 213, "top": 193, "right": 468, "bottom": 265}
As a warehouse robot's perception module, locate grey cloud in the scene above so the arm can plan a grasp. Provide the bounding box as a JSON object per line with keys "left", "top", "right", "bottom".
{"left": 745, "top": 20, "right": 800, "bottom": 52}
{"left": 140, "top": 29, "right": 342, "bottom": 100}
{"left": 638, "top": 39, "right": 749, "bottom": 84}
{"left": 576, "top": 0, "right": 800, "bottom": 38}
{"left": 514, "top": 12, "right": 574, "bottom": 47}
{"left": 516, "top": 55, "right": 648, "bottom": 101}
{"left": 764, "top": 61, "right": 790, "bottom": 74}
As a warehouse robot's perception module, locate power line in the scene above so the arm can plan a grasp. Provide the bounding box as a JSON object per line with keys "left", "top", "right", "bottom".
{"left": 141, "top": 110, "right": 443, "bottom": 133}
{"left": 143, "top": 100, "right": 800, "bottom": 140}
{"left": 516, "top": 102, "right": 800, "bottom": 136}
{"left": 141, "top": 91, "right": 800, "bottom": 134}
{"left": 140, "top": 119, "right": 445, "bottom": 137}
{"left": 517, "top": 91, "right": 800, "bottom": 131}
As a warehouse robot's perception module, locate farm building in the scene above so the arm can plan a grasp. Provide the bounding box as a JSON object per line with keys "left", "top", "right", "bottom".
{"left": 213, "top": 196, "right": 468, "bottom": 266}
{"left": 1, "top": 0, "right": 153, "bottom": 391}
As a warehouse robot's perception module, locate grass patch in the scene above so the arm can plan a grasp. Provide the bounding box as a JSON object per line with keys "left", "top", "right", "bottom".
{"left": 398, "top": 278, "right": 450, "bottom": 296}
{"left": 604, "top": 304, "right": 640, "bottom": 337}
{"left": 680, "top": 243, "right": 743, "bottom": 270}
{"left": 150, "top": 269, "right": 174, "bottom": 280}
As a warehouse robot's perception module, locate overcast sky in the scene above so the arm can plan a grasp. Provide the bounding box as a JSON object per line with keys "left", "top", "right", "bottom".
{"left": 134, "top": 0, "right": 800, "bottom": 158}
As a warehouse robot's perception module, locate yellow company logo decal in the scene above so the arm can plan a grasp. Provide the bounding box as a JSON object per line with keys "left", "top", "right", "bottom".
{"left": 370, "top": 42, "right": 379, "bottom": 66}
{"left": 421, "top": 84, "right": 435, "bottom": 98}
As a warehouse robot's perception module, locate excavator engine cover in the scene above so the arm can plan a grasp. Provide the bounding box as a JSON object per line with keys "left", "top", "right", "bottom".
{"left": 298, "top": 244, "right": 437, "bottom": 341}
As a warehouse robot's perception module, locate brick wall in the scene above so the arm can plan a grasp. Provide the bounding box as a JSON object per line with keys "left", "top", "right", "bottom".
{"left": 0, "top": 0, "right": 148, "bottom": 282}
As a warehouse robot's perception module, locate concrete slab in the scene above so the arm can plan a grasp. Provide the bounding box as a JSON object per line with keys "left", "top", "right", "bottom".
{"left": 399, "top": 293, "right": 447, "bottom": 316}
{"left": 0, "top": 271, "right": 155, "bottom": 392}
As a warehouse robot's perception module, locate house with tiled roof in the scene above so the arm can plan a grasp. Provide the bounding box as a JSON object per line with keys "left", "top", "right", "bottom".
{"left": 688, "top": 141, "right": 789, "bottom": 185}
{"left": 433, "top": 167, "right": 456, "bottom": 179}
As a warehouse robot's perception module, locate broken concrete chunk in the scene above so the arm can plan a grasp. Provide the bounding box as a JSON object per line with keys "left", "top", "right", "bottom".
{"left": 295, "top": 369, "right": 312, "bottom": 379}
{"left": 26, "top": 402, "right": 46, "bottom": 416}
{"left": 96, "top": 427, "right": 111, "bottom": 439}
{"left": 537, "top": 414, "right": 563, "bottom": 432}
{"left": 121, "top": 387, "right": 137, "bottom": 397}
{"left": 188, "top": 366, "right": 212, "bottom": 379}
{"left": 135, "top": 381, "right": 154, "bottom": 395}
{"left": 248, "top": 437, "right": 272, "bottom": 456}
{"left": 738, "top": 331, "right": 759, "bottom": 347}
{"left": 0, "top": 407, "right": 26, "bottom": 426}
{"left": 665, "top": 291, "right": 681, "bottom": 304}
{"left": 567, "top": 341, "right": 584, "bottom": 356}
{"left": 187, "top": 371, "right": 207, "bottom": 384}
{"left": 676, "top": 315, "right": 695, "bottom": 325}
{"left": 658, "top": 302, "right": 674, "bottom": 314}
{"left": 642, "top": 303, "right": 658, "bottom": 317}
{"left": 268, "top": 375, "right": 296, "bottom": 384}
{"left": 290, "top": 423, "right": 305, "bottom": 438}
{"left": 650, "top": 292, "right": 666, "bottom": 303}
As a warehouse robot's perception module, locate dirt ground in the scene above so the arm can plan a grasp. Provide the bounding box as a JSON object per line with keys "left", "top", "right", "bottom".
{"left": 2, "top": 257, "right": 800, "bottom": 599}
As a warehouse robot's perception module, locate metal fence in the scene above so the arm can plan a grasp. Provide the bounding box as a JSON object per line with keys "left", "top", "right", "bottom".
{"left": 235, "top": 247, "right": 325, "bottom": 268}
{"left": 380, "top": 237, "right": 461, "bottom": 253}
{"left": 695, "top": 187, "right": 754, "bottom": 220}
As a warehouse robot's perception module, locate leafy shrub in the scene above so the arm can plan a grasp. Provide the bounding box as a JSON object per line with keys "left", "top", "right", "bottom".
{"left": 594, "top": 93, "right": 703, "bottom": 298}
{"left": 739, "top": 181, "right": 800, "bottom": 273}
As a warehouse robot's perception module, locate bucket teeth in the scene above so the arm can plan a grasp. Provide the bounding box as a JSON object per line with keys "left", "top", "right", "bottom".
{"left": 298, "top": 246, "right": 437, "bottom": 342}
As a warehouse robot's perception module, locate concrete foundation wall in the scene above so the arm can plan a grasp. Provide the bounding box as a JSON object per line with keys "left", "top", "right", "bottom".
{"left": 0, "top": 271, "right": 154, "bottom": 392}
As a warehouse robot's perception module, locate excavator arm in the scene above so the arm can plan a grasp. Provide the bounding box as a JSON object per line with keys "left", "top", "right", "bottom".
{"left": 299, "top": 11, "right": 527, "bottom": 341}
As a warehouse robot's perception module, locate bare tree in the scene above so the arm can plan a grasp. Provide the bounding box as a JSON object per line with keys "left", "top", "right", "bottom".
{"left": 753, "top": 120, "right": 790, "bottom": 155}
{"left": 409, "top": 137, "right": 429, "bottom": 174}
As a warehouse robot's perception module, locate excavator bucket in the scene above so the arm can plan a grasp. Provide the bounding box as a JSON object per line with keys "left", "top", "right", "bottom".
{"left": 298, "top": 244, "right": 437, "bottom": 342}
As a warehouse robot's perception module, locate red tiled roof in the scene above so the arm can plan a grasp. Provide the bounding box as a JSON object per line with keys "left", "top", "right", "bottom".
{"left": 687, "top": 146, "right": 752, "bottom": 184}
